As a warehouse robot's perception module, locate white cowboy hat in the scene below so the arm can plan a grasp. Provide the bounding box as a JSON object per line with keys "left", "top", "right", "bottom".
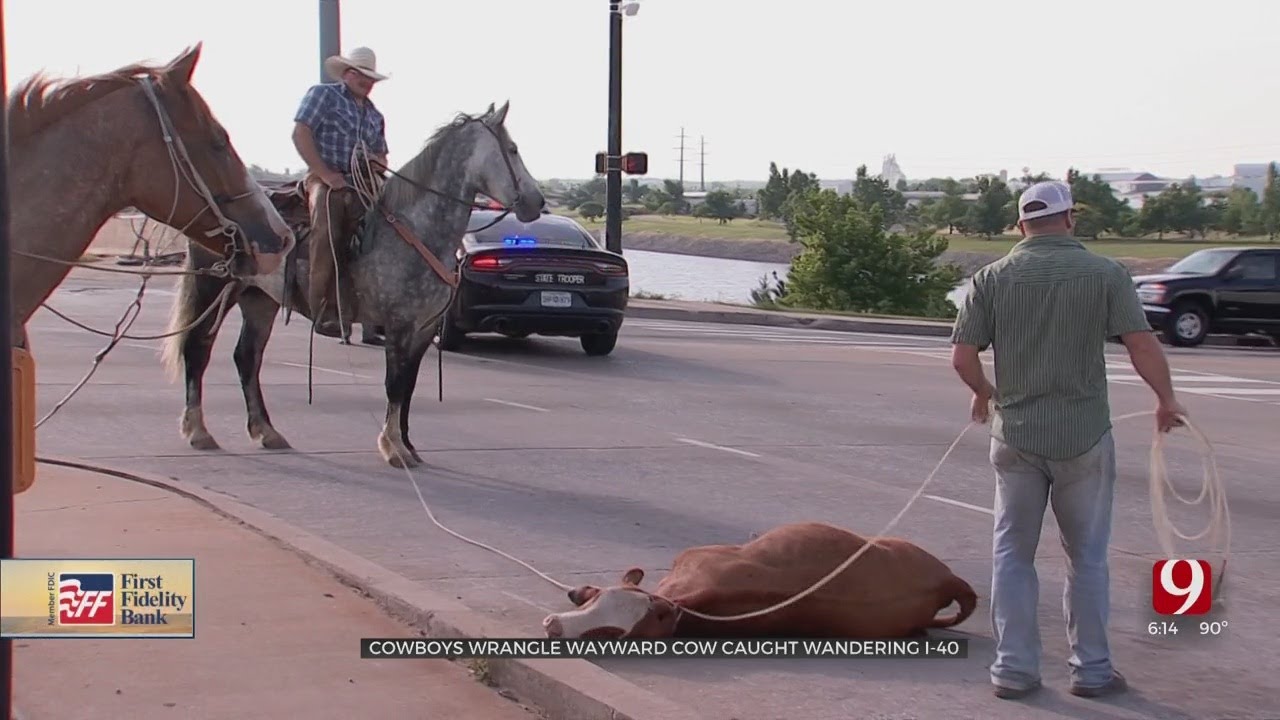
{"left": 324, "top": 46, "right": 389, "bottom": 82}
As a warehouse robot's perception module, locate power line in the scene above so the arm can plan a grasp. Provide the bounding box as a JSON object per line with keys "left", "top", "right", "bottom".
{"left": 673, "top": 127, "right": 689, "bottom": 187}
{"left": 698, "top": 135, "right": 708, "bottom": 191}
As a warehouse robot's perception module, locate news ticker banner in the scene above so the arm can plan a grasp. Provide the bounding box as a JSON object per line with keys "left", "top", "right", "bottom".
{"left": 361, "top": 637, "right": 969, "bottom": 660}
{"left": 0, "top": 558, "right": 195, "bottom": 639}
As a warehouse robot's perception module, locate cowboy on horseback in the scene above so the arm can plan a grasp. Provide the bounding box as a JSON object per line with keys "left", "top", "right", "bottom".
{"left": 291, "top": 46, "right": 388, "bottom": 345}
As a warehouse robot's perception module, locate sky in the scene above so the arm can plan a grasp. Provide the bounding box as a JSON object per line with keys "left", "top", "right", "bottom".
{"left": 7, "top": 0, "right": 1280, "bottom": 185}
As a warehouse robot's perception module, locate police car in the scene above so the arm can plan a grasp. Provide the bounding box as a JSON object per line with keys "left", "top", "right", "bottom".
{"left": 438, "top": 205, "right": 630, "bottom": 356}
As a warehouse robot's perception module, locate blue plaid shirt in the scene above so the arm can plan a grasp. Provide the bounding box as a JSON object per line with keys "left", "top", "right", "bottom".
{"left": 293, "top": 83, "right": 388, "bottom": 177}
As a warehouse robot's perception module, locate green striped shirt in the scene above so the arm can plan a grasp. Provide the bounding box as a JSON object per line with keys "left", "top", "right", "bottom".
{"left": 950, "top": 234, "right": 1152, "bottom": 460}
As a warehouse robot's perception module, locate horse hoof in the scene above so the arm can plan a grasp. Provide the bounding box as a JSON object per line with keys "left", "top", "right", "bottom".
{"left": 255, "top": 431, "right": 292, "bottom": 450}
{"left": 379, "top": 434, "right": 420, "bottom": 468}
{"left": 188, "top": 434, "right": 220, "bottom": 451}
{"left": 387, "top": 451, "right": 421, "bottom": 469}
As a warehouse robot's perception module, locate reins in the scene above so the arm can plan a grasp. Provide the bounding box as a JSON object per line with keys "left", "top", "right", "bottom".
{"left": 304, "top": 114, "right": 528, "bottom": 404}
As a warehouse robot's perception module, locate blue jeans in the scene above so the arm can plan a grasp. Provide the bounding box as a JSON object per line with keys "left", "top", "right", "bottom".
{"left": 988, "top": 430, "right": 1117, "bottom": 690}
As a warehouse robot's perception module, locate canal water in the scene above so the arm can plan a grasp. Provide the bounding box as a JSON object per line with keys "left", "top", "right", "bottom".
{"left": 623, "top": 249, "right": 968, "bottom": 308}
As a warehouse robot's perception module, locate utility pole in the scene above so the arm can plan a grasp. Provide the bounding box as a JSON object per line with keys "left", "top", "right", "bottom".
{"left": 673, "top": 127, "right": 689, "bottom": 187}
{"left": 605, "top": 0, "right": 624, "bottom": 254}
{"left": 699, "top": 135, "right": 707, "bottom": 191}
{"left": 318, "top": 0, "right": 341, "bottom": 82}
{"left": 0, "top": 2, "right": 15, "bottom": 717}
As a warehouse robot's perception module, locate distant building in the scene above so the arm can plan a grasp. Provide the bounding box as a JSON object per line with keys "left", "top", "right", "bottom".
{"left": 880, "top": 155, "right": 906, "bottom": 189}
{"left": 1233, "top": 163, "right": 1276, "bottom": 197}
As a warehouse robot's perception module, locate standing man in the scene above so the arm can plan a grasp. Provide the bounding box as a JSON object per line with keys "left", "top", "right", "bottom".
{"left": 292, "top": 46, "right": 389, "bottom": 346}
{"left": 949, "top": 180, "right": 1186, "bottom": 700}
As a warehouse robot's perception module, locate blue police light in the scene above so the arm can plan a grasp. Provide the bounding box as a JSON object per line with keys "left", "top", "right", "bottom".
{"left": 503, "top": 235, "right": 538, "bottom": 247}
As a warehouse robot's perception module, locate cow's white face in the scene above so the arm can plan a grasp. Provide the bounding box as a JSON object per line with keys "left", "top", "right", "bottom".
{"left": 542, "top": 568, "right": 680, "bottom": 639}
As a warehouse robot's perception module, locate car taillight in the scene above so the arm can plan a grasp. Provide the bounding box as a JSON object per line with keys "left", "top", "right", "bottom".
{"left": 595, "top": 261, "right": 628, "bottom": 276}
{"left": 470, "top": 256, "right": 508, "bottom": 270}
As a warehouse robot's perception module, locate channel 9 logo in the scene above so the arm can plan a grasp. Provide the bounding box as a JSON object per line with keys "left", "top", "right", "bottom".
{"left": 1152, "top": 559, "right": 1213, "bottom": 615}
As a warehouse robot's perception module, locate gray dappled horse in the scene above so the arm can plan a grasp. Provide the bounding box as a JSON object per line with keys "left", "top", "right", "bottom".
{"left": 160, "top": 101, "right": 545, "bottom": 468}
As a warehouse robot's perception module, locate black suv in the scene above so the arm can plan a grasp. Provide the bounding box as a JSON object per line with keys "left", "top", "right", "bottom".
{"left": 1132, "top": 247, "right": 1280, "bottom": 347}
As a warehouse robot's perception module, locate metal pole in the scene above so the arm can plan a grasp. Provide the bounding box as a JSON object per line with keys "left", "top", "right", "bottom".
{"left": 605, "top": 0, "right": 623, "bottom": 255}
{"left": 0, "top": 0, "right": 16, "bottom": 715}
{"left": 318, "top": 0, "right": 341, "bottom": 83}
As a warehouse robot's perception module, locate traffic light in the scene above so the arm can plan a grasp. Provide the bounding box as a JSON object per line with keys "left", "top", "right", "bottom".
{"left": 621, "top": 152, "right": 648, "bottom": 175}
{"left": 594, "top": 151, "right": 648, "bottom": 175}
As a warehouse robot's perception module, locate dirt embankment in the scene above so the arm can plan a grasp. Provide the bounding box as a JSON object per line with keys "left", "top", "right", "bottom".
{"left": 620, "top": 232, "right": 1178, "bottom": 276}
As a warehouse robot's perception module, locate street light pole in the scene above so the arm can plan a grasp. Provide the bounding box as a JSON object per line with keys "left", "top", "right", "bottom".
{"left": 605, "top": 0, "right": 624, "bottom": 255}
{"left": 318, "top": 0, "right": 341, "bottom": 83}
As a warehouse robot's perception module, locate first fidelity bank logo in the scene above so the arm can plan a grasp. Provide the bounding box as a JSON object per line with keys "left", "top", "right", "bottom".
{"left": 49, "top": 571, "right": 188, "bottom": 627}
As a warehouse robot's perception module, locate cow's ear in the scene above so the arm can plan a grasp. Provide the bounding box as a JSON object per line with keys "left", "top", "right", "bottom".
{"left": 568, "top": 585, "right": 600, "bottom": 607}
{"left": 622, "top": 567, "right": 644, "bottom": 586}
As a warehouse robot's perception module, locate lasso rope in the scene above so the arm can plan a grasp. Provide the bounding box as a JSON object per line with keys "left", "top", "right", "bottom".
{"left": 394, "top": 402, "right": 1230, "bottom": 623}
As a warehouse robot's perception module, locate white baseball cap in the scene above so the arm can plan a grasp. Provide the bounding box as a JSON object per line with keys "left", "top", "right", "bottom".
{"left": 1017, "top": 181, "right": 1074, "bottom": 221}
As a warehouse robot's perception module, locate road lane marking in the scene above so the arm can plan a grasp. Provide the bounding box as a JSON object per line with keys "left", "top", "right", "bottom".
{"left": 925, "top": 494, "right": 994, "bottom": 515}
{"left": 500, "top": 590, "right": 554, "bottom": 613}
{"left": 275, "top": 361, "right": 371, "bottom": 379}
{"left": 675, "top": 437, "right": 762, "bottom": 458}
{"left": 484, "top": 398, "right": 550, "bottom": 412}
{"left": 1179, "top": 387, "right": 1280, "bottom": 396}
{"left": 627, "top": 320, "right": 950, "bottom": 345}
{"left": 1107, "top": 374, "right": 1272, "bottom": 384}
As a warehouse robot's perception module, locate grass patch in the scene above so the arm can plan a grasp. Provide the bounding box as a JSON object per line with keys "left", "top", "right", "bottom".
{"left": 712, "top": 298, "right": 953, "bottom": 323}
{"left": 549, "top": 206, "right": 1275, "bottom": 259}
{"left": 631, "top": 289, "right": 670, "bottom": 299}
{"left": 551, "top": 208, "right": 791, "bottom": 240}
{"left": 938, "top": 234, "right": 1276, "bottom": 258}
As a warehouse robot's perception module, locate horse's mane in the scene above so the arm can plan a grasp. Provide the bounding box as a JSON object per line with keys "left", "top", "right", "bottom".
{"left": 380, "top": 110, "right": 492, "bottom": 209}
{"left": 6, "top": 62, "right": 167, "bottom": 142}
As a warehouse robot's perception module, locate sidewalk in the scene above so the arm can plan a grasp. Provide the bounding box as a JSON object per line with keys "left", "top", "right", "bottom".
{"left": 9, "top": 464, "right": 542, "bottom": 720}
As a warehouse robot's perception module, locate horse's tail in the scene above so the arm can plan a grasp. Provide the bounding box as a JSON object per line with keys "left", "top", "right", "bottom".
{"left": 160, "top": 245, "right": 200, "bottom": 383}
{"left": 929, "top": 574, "right": 978, "bottom": 629}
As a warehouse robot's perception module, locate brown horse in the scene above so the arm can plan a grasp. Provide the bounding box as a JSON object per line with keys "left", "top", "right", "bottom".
{"left": 7, "top": 43, "right": 294, "bottom": 348}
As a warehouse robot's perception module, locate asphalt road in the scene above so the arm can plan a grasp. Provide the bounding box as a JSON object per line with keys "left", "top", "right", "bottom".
{"left": 25, "top": 269, "right": 1280, "bottom": 720}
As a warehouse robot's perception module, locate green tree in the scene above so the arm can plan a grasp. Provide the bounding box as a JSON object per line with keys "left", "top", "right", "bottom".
{"left": 1217, "top": 187, "right": 1262, "bottom": 236}
{"left": 625, "top": 179, "right": 648, "bottom": 204}
{"left": 850, "top": 165, "right": 908, "bottom": 227}
{"left": 1154, "top": 182, "right": 1209, "bottom": 238}
{"left": 779, "top": 190, "right": 964, "bottom": 319}
{"left": 927, "top": 179, "right": 968, "bottom": 234}
{"left": 966, "top": 177, "right": 1014, "bottom": 238}
{"left": 757, "top": 162, "right": 818, "bottom": 220}
{"left": 564, "top": 178, "right": 605, "bottom": 210}
{"left": 644, "top": 179, "right": 689, "bottom": 215}
{"left": 1261, "top": 162, "right": 1280, "bottom": 241}
{"left": 700, "top": 190, "right": 741, "bottom": 224}
{"left": 1065, "top": 168, "right": 1135, "bottom": 236}
{"left": 1136, "top": 195, "right": 1172, "bottom": 239}
{"left": 578, "top": 201, "right": 604, "bottom": 221}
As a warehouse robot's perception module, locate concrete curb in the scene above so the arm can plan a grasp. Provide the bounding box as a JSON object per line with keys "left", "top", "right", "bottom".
{"left": 34, "top": 456, "right": 705, "bottom": 720}
{"left": 625, "top": 301, "right": 954, "bottom": 337}
{"left": 624, "top": 300, "right": 1275, "bottom": 348}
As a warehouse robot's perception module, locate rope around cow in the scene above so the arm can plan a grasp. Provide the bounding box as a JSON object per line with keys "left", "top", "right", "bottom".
{"left": 395, "top": 402, "right": 1230, "bottom": 624}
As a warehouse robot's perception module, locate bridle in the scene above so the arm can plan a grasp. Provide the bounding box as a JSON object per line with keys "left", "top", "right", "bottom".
{"left": 14, "top": 74, "right": 266, "bottom": 282}
{"left": 368, "top": 115, "right": 532, "bottom": 237}
{"left": 135, "top": 75, "right": 260, "bottom": 279}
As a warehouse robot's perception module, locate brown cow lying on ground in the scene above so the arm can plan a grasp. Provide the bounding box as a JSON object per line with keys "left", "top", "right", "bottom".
{"left": 542, "top": 522, "right": 977, "bottom": 639}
